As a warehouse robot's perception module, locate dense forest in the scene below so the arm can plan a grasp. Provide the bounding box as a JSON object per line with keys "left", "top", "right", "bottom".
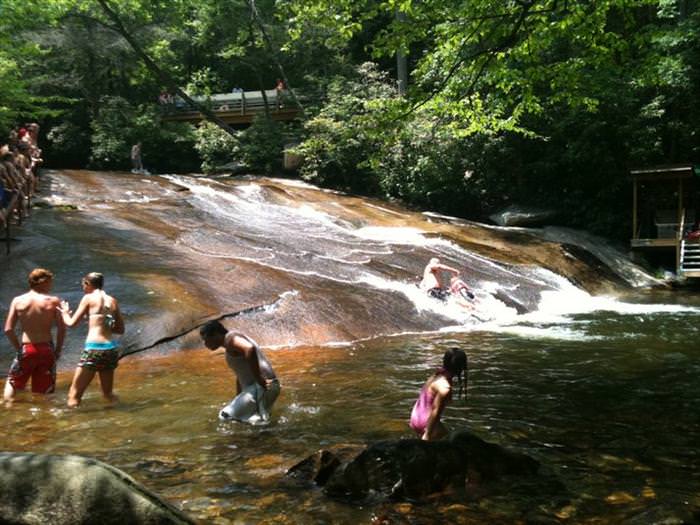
{"left": 2, "top": 0, "right": 699, "bottom": 239}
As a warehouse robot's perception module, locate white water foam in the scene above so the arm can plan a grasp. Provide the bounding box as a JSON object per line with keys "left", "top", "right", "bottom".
{"left": 528, "top": 270, "right": 699, "bottom": 318}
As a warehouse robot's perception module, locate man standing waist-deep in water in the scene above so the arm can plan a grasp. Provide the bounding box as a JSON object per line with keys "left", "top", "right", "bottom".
{"left": 3, "top": 268, "right": 65, "bottom": 404}
{"left": 200, "top": 320, "right": 280, "bottom": 424}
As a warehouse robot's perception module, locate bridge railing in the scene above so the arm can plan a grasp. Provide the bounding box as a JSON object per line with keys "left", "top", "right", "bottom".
{"left": 167, "top": 89, "right": 287, "bottom": 114}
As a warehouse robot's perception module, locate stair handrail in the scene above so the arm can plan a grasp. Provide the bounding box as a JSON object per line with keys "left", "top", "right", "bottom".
{"left": 676, "top": 207, "right": 686, "bottom": 275}
{"left": 678, "top": 207, "right": 686, "bottom": 242}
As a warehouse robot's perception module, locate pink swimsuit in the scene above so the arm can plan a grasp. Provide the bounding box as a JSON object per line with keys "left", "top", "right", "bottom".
{"left": 410, "top": 369, "right": 453, "bottom": 436}
{"left": 409, "top": 383, "right": 435, "bottom": 436}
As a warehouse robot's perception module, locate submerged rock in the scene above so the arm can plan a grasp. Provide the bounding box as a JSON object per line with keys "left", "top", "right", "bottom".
{"left": 0, "top": 452, "right": 195, "bottom": 525}
{"left": 286, "top": 430, "right": 539, "bottom": 501}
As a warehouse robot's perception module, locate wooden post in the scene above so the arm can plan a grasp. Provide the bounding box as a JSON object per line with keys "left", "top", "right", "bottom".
{"left": 632, "top": 177, "right": 638, "bottom": 239}
{"left": 242, "top": 91, "right": 246, "bottom": 115}
{"left": 678, "top": 177, "right": 684, "bottom": 226}
{"left": 677, "top": 177, "right": 684, "bottom": 272}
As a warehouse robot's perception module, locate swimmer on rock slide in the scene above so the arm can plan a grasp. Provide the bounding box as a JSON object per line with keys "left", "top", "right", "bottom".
{"left": 419, "top": 258, "right": 460, "bottom": 301}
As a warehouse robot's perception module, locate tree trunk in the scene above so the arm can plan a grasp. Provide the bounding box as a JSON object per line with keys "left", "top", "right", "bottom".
{"left": 245, "top": 0, "right": 304, "bottom": 113}
{"left": 396, "top": 9, "right": 408, "bottom": 96}
{"left": 95, "top": 0, "right": 238, "bottom": 137}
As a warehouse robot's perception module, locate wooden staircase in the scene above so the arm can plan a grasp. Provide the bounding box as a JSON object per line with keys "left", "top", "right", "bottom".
{"left": 679, "top": 240, "right": 700, "bottom": 278}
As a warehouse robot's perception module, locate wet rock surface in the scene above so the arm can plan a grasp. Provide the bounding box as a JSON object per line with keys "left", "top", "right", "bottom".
{"left": 287, "top": 430, "right": 540, "bottom": 501}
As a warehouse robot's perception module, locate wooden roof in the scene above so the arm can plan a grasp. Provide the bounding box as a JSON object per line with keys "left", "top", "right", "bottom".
{"left": 629, "top": 164, "right": 699, "bottom": 181}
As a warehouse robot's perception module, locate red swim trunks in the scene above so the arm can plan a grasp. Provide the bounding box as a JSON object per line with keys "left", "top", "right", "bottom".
{"left": 8, "top": 342, "right": 56, "bottom": 394}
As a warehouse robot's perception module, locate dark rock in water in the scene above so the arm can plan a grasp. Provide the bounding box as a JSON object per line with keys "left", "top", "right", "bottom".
{"left": 450, "top": 431, "right": 539, "bottom": 480}
{"left": 0, "top": 452, "right": 195, "bottom": 525}
{"left": 490, "top": 205, "right": 556, "bottom": 227}
{"left": 286, "top": 430, "right": 539, "bottom": 501}
{"left": 286, "top": 445, "right": 363, "bottom": 486}
{"left": 491, "top": 289, "right": 530, "bottom": 315}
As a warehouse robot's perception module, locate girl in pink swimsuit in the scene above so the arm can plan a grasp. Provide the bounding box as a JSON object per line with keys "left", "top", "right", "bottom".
{"left": 409, "top": 348, "right": 467, "bottom": 441}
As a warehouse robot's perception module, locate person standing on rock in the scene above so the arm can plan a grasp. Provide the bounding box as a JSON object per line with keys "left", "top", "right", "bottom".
{"left": 3, "top": 268, "right": 65, "bottom": 403}
{"left": 58, "top": 272, "right": 124, "bottom": 408}
{"left": 199, "top": 321, "right": 280, "bottom": 424}
{"left": 409, "top": 348, "right": 468, "bottom": 441}
{"left": 130, "top": 143, "right": 144, "bottom": 173}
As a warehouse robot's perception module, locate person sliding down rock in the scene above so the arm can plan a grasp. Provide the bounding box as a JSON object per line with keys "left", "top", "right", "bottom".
{"left": 419, "top": 257, "right": 460, "bottom": 300}
{"left": 450, "top": 276, "right": 475, "bottom": 301}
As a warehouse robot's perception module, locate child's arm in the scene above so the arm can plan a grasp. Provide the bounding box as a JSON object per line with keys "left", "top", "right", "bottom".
{"left": 422, "top": 378, "right": 451, "bottom": 440}
{"left": 436, "top": 262, "right": 460, "bottom": 275}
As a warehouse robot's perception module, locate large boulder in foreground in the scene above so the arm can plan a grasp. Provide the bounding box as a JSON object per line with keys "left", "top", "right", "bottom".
{"left": 0, "top": 452, "right": 194, "bottom": 525}
{"left": 287, "top": 430, "right": 539, "bottom": 500}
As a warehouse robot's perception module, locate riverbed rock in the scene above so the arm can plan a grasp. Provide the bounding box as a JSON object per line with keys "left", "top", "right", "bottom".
{"left": 0, "top": 452, "right": 194, "bottom": 525}
{"left": 286, "top": 444, "right": 364, "bottom": 486}
{"left": 286, "top": 430, "right": 539, "bottom": 501}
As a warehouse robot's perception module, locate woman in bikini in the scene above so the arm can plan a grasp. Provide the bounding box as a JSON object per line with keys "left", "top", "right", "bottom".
{"left": 59, "top": 272, "right": 124, "bottom": 407}
{"left": 409, "top": 348, "right": 467, "bottom": 440}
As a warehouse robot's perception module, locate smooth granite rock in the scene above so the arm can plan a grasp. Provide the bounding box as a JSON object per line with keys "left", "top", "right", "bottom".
{"left": 0, "top": 452, "right": 195, "bottom": 525}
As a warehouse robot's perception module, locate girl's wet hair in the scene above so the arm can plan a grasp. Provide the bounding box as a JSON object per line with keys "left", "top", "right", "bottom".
{"left": 443, "top": 347, "right": 468, "bottom": 399}
{"left": 83, "top": 272, "right": 104, "bottom": 289}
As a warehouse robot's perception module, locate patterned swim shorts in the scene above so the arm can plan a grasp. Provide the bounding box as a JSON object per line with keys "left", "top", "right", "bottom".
{"left": 78, "top": 341, "right": 119, "bottom": 371}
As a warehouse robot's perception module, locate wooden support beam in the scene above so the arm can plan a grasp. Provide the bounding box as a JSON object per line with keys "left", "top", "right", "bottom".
{"left": 632, "top": 178, "right": 638, "bottom": 239}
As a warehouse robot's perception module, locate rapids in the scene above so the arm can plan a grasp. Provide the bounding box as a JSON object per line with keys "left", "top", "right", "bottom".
{"left": 1, "top": 170, "right": 699, "bottom": 523}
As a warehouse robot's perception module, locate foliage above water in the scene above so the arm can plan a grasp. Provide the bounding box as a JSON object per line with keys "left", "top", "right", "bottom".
{"left": 3, "top": 0, "right": 700, "bottom": 237}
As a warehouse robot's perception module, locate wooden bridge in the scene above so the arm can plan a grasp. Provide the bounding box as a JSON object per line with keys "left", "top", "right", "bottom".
{"left": 161, "top": 89, "right": 300, "bottom": 125}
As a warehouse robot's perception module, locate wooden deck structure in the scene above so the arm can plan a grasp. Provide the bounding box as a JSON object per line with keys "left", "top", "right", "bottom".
{"left": 630, "top": 164, "right": 700, "bottom": 278}
{"left": 161, "top": 89, "right": 300, "bottom": 125}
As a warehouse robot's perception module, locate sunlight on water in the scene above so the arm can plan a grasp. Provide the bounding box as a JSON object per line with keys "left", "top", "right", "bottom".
{"left": 2, "top": 308, "right": 700, "bottom": 524}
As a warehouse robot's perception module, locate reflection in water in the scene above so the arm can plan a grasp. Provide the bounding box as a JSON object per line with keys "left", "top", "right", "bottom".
{"left": 1, "top": 171, "right": 700, "bottom": 523}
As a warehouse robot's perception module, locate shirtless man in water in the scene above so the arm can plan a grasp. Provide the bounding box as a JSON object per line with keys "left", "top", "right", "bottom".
{"left": 419, "top": 257, "right": 460, "bottom": 300}
{"left": 3, "top": 268, "right": 65, "bottom": 403}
